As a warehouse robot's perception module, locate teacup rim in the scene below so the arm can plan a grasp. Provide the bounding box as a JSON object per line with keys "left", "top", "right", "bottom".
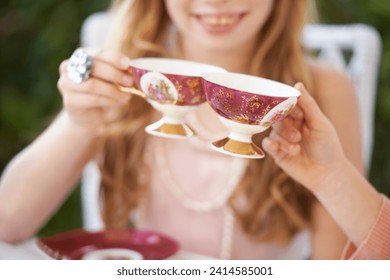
{"left": 202, "top": 72, "right": 301, "bottom": 98}
{"left": 130, "top": 57, "right": 227, "bottom": 77}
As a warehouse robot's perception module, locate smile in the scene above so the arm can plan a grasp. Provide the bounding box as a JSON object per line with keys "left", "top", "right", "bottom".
{"left": 194, "top": 13, "right": 246, "bottom": 33}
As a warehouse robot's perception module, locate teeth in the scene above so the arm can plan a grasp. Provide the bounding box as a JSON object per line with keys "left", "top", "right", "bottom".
{"left": 200, "top": 15, "right": 238, "bottom": 27}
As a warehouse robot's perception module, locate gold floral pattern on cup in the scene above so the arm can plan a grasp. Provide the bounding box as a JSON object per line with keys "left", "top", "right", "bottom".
{"left": 202, "top": 72, "right": 300, "bottom": 159}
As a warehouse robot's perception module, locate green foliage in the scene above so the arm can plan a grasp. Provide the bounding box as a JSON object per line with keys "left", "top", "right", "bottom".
{"left": 0, "top": 0, "right": 389, "bottom": 236}
{"left": 0, "top": 0, "right": 110, "bottom": 169}
{"left": 0, "top": 0, "right": 111, "bottom": 235}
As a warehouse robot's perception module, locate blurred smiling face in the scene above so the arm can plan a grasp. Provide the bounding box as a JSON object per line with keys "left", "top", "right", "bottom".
{"left": 164, "top": 0, "right": 274, "bottom": 52}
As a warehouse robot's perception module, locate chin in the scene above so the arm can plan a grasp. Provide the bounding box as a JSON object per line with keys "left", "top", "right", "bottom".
{"left": 187, "top": 34, "right": 242, "bottom": 52}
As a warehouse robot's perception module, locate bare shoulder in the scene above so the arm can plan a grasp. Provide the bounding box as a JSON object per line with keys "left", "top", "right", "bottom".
{"left": 308, "top": 61, "right": 356, "bottom": 107}
{"left": 307, "top": 60, "right": 364, "bottom": 172}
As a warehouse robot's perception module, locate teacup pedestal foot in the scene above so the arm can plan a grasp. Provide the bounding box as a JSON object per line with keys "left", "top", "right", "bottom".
{"left": 146, "top": 101, "right": 197, "bottom": 139}
{"left": 145, "top": 119, "right": 195, "bottom": 139}
{"left": 211, "top": 137, "right": 265, "bottom": 159}
{"left": 211, "top": 117, "right": 269, "bottom": 159}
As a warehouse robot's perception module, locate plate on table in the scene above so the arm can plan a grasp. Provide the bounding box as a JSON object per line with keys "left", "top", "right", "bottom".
{"left": 37, "top": 229, "right": 179, "bottom": 260}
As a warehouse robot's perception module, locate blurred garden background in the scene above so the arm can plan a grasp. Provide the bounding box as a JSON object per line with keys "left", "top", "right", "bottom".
{"left": 0, "top": 0, "right": 389, "bottom": 237}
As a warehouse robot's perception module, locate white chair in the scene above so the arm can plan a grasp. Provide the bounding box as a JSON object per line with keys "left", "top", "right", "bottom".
{"left": 302, "top": 23, "right": 382, "bottom": 171}
{"left": 81, "top": 161, "right": 103, "bottom": 230}
{"left": 79, "top": 13, "right": 382, "bottom": 230}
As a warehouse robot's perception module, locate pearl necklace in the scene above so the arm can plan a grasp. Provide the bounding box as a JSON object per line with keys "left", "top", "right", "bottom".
{"left": 154, "top": 138, "right": 248, "bottom": 259}
{"left": 156, "top": 143, "right": 246, "bottom": 211}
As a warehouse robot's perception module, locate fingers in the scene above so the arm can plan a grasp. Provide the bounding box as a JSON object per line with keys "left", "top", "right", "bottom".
{"left": 93, "top": 49, "right": 132, "bottom": 71}
{"left": 274, "top": 99, "right": 304, "bottom": 136}
{"left": 62, "top": 91, "right": 129, "bottom": 111}
{"left": 269, "top": 129, "right": 301, "bottom": 155}
{"left": 294, "top": 83, "right": 328, "bottom": 127}
{"left": 262, "top": 137, "right": 300, "bottom": 162}
{"left": 265, "top": 115, "right": 302, "bottom": 159}
{"left": 92, "top": 50, "right": 133, "bottom": 86}
{"left": 57, "top": 49, "right": 133, "bottom": 130}
{"left": 59, "top": 62, "right": 131, "bottom": 102}
{"left": 60, "top": 58, "right": 133, "bottom": 89}
{"left": 288, "top": 105, "right": 304, "bottom": 121}
{"left": 91, "top": 61, "right": 133, "bottom": 87}
{"left": 272, "top": 120, "right": 302, "bottom": 144}
{"left": 58, "top": 73, "right": 130, "bottom": 101}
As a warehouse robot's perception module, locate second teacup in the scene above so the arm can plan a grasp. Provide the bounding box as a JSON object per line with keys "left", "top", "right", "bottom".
{"left": 202, "top": 72, "right": 300, "bottom": 159}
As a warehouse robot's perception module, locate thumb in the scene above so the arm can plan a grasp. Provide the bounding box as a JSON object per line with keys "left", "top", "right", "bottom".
{"left": 294, "top": 83, "right": 329, "bottom": 128}
{"left": 262, "top": 137, "right": 286, "bottom": 163}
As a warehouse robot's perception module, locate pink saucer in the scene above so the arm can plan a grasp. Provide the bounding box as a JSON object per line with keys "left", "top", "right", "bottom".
{"left": 38, "top": 229, "right": 179, "bottom": 260}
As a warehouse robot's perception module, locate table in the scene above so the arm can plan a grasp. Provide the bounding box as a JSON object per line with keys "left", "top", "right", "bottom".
{"left": 0, "top": 239, "right": 213, "bottom": 260}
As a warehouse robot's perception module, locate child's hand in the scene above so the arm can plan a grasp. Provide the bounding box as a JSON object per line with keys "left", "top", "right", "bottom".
{"left": 57, "top": 48, "right": 133, "bottom": 134}
{"left": 262, "top": 83, "right": 348, "bottom": 193}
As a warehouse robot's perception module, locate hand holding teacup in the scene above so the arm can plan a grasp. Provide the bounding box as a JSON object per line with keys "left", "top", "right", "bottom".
{"left": 262, "top": 83, "right": 348, "bottom": 190}
{"left": 62, "top": 49, "right": 227, "bottom": 139}
{"left": 59, "top": 48, "right": 133, "bottom": 133}
{"left": 202, "top": 72, "right": 300, "bottom": 159}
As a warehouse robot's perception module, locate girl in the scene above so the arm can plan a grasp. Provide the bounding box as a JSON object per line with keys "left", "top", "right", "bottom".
{"left": 0, "top": 0, "right": 363, "bottom": 259}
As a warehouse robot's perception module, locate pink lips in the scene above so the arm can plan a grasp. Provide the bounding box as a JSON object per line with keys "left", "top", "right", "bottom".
{"left": 194, "top": 13, "right": 246, "bottom": 34}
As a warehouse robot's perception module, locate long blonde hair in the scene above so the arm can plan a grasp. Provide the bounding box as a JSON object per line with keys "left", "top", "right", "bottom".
{"left": 99, "top": 0, "right": 315, "bottom": 245}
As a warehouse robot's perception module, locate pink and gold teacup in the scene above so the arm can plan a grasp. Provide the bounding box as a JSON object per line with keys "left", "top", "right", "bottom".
{"left": 202, "top": 72, "right": 300, "bottom": 159}
{"left": 120, "top": 58, "right": 226, "bottom": 138}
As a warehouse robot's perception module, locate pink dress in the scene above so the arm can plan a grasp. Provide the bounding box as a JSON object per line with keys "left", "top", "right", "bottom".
{"left": 137, "top": 110, "right": 311, "bottom": 259}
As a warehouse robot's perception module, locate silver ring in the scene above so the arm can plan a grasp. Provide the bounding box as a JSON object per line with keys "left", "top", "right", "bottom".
{"left": 67, "top": 48, "right": 93, "bottom": 84}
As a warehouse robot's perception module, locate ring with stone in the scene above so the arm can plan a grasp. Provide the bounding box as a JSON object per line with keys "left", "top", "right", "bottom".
{"left": 67, "top": 48, "right": 93, "bottom": 84}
